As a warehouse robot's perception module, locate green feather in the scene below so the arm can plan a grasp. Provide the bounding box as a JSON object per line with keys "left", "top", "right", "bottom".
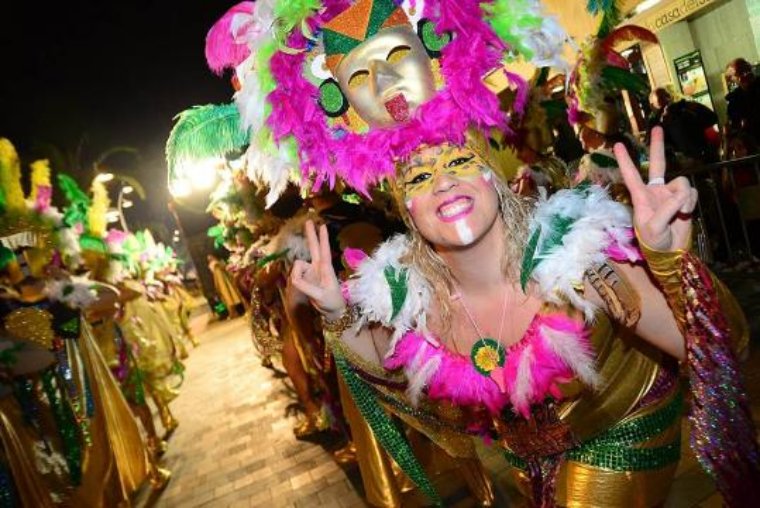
{"left": 520, "top": 213, "right": 578, "bottom": 290}
{"left": 601, "top": 66, "right": 650, "bottom": 97}
{"left": 207, "top": 224, "right": 226, "bottom": 249}
{"left": 57, "top": 173, "right": 91, "bottom": 228}
{"left": 383, "top": 266, "right": 408, "bottom": 321}
{"left": 520, "top": 226, "right": 542, "bottom": 291}
{"left": 587, "top": 0, "right": 622, "bottom": 39}
{"left": 273, "top": 0, "right": 321, "bottom": 45}
{"left": 256, "top": 249, "right": 290, "bottom": 269}
{"left": 166, "top": 103, "right": 249, "bottom": 178}
{"left": 483, "top": 0, "right": 543, "bottom": 59}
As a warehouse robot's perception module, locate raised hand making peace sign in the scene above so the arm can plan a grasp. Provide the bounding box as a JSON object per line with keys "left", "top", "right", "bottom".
{"left": 289, "top": 220, "right": 346, "bottom": 321}
{"left": 614, "top": 126, "right": 698, "bottom": 252}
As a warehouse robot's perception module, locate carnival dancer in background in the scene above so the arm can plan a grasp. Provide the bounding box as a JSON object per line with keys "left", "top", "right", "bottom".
{"left": 0, "top": 139, "right": 169, "bottom": 506}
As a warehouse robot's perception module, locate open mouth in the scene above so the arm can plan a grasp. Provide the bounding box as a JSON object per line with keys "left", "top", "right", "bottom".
{"left": 437, "top": 196, "right": 474, "bottom": 223}
{"left": 384, "top": 94, "right": 410, "bottom": 123}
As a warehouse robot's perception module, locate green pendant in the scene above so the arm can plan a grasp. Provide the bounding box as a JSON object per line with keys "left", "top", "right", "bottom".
{"left": 470, "top": 338, "right": 506, "bottom": 376}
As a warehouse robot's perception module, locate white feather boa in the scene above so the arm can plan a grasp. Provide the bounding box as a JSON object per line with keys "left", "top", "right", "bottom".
{"left": 346, "top": 234, "right": 433, "bottom": 355}
{"left": 44, "top": 277, "right": 100, "bottom": 309}
{"left": 528, "top": 185, "right": 633, "bottom": 321}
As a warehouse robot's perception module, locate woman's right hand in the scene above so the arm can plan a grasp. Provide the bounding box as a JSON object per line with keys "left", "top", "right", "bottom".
{"left": 289, "top": 220, "right": 346, "bottom": 321}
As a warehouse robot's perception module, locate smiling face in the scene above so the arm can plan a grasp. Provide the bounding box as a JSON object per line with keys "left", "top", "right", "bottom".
{"left": 401, "top": 144, "right": 501, "bottom": 249}
{"left": 334, "top": 25, "right": 436, "bottom": 127}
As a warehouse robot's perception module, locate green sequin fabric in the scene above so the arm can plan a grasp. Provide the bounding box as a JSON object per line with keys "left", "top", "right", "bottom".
{"left": 505, "top": 392, "right": 683, "bottom": 472}
{"left": 334, "top": 352, "right": 442, "bottom": 506}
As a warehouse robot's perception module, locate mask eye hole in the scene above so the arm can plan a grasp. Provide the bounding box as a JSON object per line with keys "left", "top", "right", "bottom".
{"left": 348, "top": 70, "right": 369, "bottom": 89}
{"left": 386, "top": 46, "right": 411, "bottom": 65}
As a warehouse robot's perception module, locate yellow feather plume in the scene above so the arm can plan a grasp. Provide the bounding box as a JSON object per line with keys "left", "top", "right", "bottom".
{"left": 88, "top": 180, "right": 110, "bottom": 237}
{"left": 0, "top": 138, "right": 26, "bottom": 213}
{"left": 29, "top": 159, "right": 52, "bottom": 203}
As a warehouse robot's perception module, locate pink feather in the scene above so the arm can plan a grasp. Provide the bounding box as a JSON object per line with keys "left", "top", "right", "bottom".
{"left": 34, "top": 186, "right": 52, "bottom": 212}
{"left": 343, "top": 247, "right": 368, "bottom": 271}
{"left": 205, "top": 2, "right": 256, "bottom": 75}
{"left": 604, "top": 228, "right": 643, "bottom": 263}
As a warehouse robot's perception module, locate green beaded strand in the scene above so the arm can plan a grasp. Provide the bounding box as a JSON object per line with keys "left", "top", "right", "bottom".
{"left": 334, "top": 352, "right": 442, "bottom": 506}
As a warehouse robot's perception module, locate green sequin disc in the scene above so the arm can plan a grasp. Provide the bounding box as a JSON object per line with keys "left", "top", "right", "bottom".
{"left": 420, "top": 20, "right": 451, "bottom": 54}
{"left": 471, "top": 338, "right": 505, "bottom": 376}
{"left": 319, "top": 79, "right": 348, "bottom": 117}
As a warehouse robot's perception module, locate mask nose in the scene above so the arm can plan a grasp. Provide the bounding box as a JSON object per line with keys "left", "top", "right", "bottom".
{"left": 369, "top": 59, "right": 401, "bottom": 96}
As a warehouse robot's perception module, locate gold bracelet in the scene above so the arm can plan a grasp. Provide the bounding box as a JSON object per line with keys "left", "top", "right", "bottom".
{"left": 321, "top": 305, "right": 357, "bottom": 335}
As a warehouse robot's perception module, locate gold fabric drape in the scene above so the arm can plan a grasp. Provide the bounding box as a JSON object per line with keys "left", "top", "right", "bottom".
{"left": 79, "top": 322, "right": 149, "bottom": 500}
{"left": 0, "top": 402, "right": 55, "bottom": 508}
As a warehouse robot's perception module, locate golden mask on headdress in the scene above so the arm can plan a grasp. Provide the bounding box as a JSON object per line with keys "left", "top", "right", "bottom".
{"left": 323, "top": 0, "right": 436, "bottom": 127}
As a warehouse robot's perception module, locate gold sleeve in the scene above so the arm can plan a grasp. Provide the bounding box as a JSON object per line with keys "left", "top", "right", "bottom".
{"left": 639, "top": 238, "right": 749, "bottom": 355}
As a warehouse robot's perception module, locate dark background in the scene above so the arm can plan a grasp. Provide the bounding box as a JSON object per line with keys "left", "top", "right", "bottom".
{"left": 0, "top": 0, "right": 233, "bottom": 235}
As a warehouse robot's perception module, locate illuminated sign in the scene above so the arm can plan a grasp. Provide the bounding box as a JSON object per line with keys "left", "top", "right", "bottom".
{"left": 632, "top": 0, "right": 719, "bottom": 32}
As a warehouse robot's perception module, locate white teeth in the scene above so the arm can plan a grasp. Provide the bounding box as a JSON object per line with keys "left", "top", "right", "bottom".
{"left": 438, "top": 199, "right": 472, "bottom": 218}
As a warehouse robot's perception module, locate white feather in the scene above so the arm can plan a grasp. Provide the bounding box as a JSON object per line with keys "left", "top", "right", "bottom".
{"left": 245, "top": 145, "right": 295, "bottom": 208}
{"left": 406, "top": 356, "right": 441, "bottom": 406}
{"left": 540, "top": 325, "right": 600, "bottom": 389}
{"left": 45, "top": 277, "right": 99, "bottom": 309}
{"left": 511, "top": 343, "right": 535, "bottom": 412}
{"left": 529, "top": 185, "right": 632, "bottom": 321}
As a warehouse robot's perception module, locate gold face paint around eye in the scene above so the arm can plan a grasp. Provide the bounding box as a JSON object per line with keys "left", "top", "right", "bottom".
{"left": 402, "top": 145, "right": 489, "bottom": 200}
{"left": 335, "top": 26, "right": 435, "bottom": 127}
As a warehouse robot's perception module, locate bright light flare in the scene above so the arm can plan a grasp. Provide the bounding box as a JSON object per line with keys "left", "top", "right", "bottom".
{"left": 122, "top": 200, "right": 134, "bottom": 209}
{"left": 106, "top": 210, "right": 121, "bottom": 223}
{"left": 169, "top": 179, "right": 192, "bottom": 198}
{"left": 95, "top": 172, "right": 115, "bottom": 183}
{"left": 122, "top": 185, "right": 134, "bottom": 194}
{"left": 168, "top": 158, "right": 222, "bottom": 197}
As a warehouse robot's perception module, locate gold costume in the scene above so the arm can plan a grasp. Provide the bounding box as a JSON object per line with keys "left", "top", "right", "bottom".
{"left": 209, "top": 259, "right": 244, "bottom": 316}
{"left": 118, "top": 288, "right": 183, "bottom": 430}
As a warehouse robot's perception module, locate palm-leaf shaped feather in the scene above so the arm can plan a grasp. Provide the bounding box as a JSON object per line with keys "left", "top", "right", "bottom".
{"left": 587, "top": 0, "right": 622, "bottom": 39}
{"left": 520, "top": 215, "right": 576, "bottom": 290}
{"left": 166, "top": 103, "right": 249, "bottom": 179}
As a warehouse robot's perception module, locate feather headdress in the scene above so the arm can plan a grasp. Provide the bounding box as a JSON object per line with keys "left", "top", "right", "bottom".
{"left": 568, "top": 1, "right": 657, "bottom": 129}
{"left": 196, "top": 0, "right": 570, "bottom": 204}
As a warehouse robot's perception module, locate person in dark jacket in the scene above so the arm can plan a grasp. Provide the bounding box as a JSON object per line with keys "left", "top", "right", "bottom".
{"left": 725, "top": 58, "right": 760, "bottom": 145}
{"left": 649, "top": 87, "right": 719, "bottom": 164}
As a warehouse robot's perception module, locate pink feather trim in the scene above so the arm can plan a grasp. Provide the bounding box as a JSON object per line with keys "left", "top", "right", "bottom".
{"left": 205, "top": 2, "right": 256, "bottom": 75}
{"left": 384, "top": 313, "right": 596, "bottom": 419}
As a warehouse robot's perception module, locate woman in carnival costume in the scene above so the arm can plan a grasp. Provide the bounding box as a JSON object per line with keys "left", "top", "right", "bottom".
{"left": 204, "top": 1, "right": 758, "bottom": 506}
{"left": 114, "top": 231, "right": 185, "bottom": 438}
{"left": 0, "top": 139, "right": 169, "bottom": 505}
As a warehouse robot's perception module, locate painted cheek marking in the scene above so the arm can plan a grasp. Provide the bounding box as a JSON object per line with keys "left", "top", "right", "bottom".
{"left": 455, "top": 219, "right": 474, "bottom": 244}
{"left": 405, "top": 197, "right": 415, "bottom": 212}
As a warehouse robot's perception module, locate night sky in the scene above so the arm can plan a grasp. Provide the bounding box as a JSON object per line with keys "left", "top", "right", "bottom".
{"left": 1, "top": 0, "right": 234, "bottom": 229}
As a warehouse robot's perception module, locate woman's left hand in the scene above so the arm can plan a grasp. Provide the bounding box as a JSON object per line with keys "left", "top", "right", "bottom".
{"left": 614, "top": 126, "right": 698, "bottom": 252}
